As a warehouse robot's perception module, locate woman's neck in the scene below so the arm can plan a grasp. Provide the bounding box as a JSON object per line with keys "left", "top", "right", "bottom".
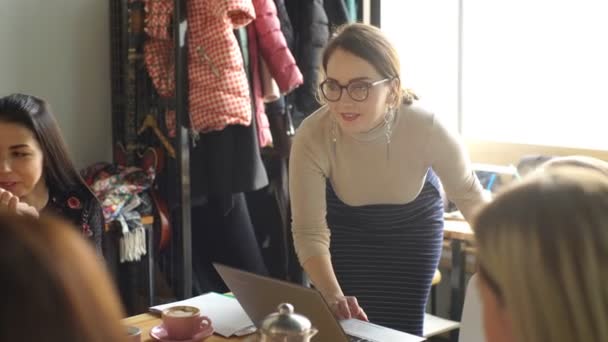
{"left": 20, "top": 179, "right": 50, "bottom": 211}
{"left": 347, "top": 109, "right": 398, "bottom": 142}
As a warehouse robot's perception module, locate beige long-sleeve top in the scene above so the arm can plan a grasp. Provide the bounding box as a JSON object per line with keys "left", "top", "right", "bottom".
{"left": 289, "top": 104, "right": 487, "bottom": 265}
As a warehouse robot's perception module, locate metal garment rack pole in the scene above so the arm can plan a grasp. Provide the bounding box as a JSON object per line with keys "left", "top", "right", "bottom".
{"left": 369, "top": 0, "right": 381, "bottom": 27}
{"left": 173, "top": 0, "right": 192, "bottom": 300}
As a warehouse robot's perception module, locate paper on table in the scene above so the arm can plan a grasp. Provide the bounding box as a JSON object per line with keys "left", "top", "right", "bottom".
{"left": 150, "top": 292, "right": 254, "bottom": 337}
{"left": 423, "top": 313, "right": 460, "bottom": 338}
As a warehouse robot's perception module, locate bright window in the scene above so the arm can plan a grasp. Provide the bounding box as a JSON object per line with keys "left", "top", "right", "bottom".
{"left": 382, "top": 1, "right": 608, "bottom": 150}
{"left": 381, "top": 0, "right": 459, "bottom": 131}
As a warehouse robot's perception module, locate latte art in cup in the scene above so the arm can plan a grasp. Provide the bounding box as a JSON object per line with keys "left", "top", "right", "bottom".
{"left": 165, "top": 308, "right": 198, "bottom": 317}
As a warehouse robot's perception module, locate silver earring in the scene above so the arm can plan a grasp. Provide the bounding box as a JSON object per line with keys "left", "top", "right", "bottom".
{"left": 384, "top": 108, "right": 393, "bottom": 144}
{"left": 331, "top": 117, "right": 338, "bottom": 157}
{"left": 384, "top": 107, "right": 394, "bottom": 160}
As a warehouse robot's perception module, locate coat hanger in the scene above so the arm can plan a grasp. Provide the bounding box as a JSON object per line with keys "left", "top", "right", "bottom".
{"left": 137, "top": 114, "right": 176, "bottom": 158}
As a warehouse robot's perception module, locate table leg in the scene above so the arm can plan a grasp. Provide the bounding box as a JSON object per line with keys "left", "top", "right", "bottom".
{"left": 450, "top": 239, "right": 466, "bottom": 341}
{"left": 146, "top": 225, "right": 155, "bottom": 306}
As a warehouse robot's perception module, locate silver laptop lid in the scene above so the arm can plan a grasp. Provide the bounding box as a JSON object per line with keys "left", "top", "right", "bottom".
{"left": 213, "top": 263, "right": 348, "bottom": 342}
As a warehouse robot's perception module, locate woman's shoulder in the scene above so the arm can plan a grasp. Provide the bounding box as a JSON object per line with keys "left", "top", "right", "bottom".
{"left": 54, "top": 185, "right": 96, "bottom": 204}
{"left": 298, "top": 105, "right": 331, "bottom": 129}
{"left": 48, "top": 186, "right": 98, "bottom": 219}
{"left": 394, "top": 103, "right": 447, "bottom": 148}
{"left": 399, "top": 103, "right": 437, "bottom": 129}
{"left": 294, "top": 105, "right": 332, "bottom": 142}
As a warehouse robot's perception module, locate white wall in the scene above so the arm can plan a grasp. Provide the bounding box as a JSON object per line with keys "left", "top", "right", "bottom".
{"left": 0, "top": 0, "right": 112, "bottom": 168}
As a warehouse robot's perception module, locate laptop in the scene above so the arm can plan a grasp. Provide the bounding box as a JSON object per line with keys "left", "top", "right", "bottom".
{"left": 213, "top": 263, "right": 425, "bottom": 342}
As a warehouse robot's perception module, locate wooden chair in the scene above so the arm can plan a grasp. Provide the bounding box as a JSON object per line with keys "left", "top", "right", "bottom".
{"left": 458, "top": 274, "right": 486, "bottom": 342}
{"left": 430, "top": 268, "right": 441, "bottom": 315}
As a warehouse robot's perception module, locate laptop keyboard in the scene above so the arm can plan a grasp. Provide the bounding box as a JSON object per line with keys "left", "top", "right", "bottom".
{"left": 347, "top": 335, "right": 375, "bottom": 342}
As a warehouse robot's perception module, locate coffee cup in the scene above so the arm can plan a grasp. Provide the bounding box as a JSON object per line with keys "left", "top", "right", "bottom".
{"left": 125, "top": 325, "right": 141, "bottom": 342}
{"left": 161, "top": 305, "right": 212, "bottom": 340}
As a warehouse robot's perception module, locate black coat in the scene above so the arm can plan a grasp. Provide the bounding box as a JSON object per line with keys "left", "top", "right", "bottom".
{"left": 324, "top": 0, "right": 350, "bottom": 30}
{"left": 285, "top": 0, "right": 349, "bottom": 125}
{"left": 274, "top": 0, "right": 295, "bottom": 52}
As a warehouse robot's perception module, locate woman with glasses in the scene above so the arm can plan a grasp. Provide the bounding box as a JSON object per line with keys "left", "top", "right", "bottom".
{"left": 289, "top": 23, "right": 488, "bottom": 335}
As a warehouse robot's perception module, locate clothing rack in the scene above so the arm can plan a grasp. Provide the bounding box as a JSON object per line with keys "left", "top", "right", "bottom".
{"left": 109, "top": 0, "right": 192, "bottom": 305}
{"left": 172, "top": 0, "right": 192, "bottom": 300}
{"left": 108, "top": 0, "right": 375, "bottom": 305}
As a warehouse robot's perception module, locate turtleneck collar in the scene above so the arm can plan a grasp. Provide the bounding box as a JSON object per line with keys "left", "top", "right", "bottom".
{"left": 336, "top": 108, "right": 399, "bottom": 143}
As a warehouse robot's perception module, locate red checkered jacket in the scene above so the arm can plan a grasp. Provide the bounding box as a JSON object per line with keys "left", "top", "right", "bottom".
{"left": 144, "top": 0, "right": 255, "bottom": 136}
{"left": 143, "top": 0, "right": 174, "bottom": 98}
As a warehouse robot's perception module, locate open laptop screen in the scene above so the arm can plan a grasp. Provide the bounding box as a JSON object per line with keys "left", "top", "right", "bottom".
{"left": 213, "top": 263, "right": 349, "bottom": 342}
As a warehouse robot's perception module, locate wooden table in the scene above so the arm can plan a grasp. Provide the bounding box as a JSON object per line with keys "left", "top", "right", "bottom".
{"left": 443, "top": 219, "right": 474, "bottom": 243}
{"left": 123, "top": 313, "right": 247, "bottom": 341}
{"left": 124, "top": 219, "right": 474, "bottom": 341}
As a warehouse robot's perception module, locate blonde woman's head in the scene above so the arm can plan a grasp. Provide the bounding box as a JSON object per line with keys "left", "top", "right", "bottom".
{"left": 474, "top": 165, "right": 608, "bottom": 342}
{"left": 541, "top": 155, "right": 608, "bottom": 175}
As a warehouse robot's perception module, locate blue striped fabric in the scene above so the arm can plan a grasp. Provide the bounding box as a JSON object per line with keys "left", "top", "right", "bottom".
{"left": 327, "top": 169, "right": 444, "bottom": 336}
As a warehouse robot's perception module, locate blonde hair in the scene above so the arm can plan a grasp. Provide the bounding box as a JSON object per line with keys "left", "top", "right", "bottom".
{"left": 0, "top": 213, "right": 128, "bottom": 342}
{"left": 542, "top": 155, "right": 608, "bottom": 175}
{"left": 473, "top": 166, "right": 608, "bottom": 342}
{"left": 318, "top": 23, "right": 417, "bottom": 107}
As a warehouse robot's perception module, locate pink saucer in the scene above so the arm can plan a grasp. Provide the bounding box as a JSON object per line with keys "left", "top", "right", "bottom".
{"left": 150, "top": 323, "right": 214, "bottom": 342}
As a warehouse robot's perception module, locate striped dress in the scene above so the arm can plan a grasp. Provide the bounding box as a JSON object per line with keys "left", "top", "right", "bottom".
{"left": 327, "top": 169, "right": 444, "bottom": 336}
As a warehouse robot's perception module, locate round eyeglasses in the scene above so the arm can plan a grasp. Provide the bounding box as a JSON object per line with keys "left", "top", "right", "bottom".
{"left": 320, "top": 78, "right": 390, "bottom": 102}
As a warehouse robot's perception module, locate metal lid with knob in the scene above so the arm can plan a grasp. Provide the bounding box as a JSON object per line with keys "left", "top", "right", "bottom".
{"left": 258, "top": 303, "right": 318, "bottom": 341}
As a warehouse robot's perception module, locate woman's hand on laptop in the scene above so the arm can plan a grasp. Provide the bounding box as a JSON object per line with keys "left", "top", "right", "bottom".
{"left": 330, "top": 295, "right": 369, "bottom": 322}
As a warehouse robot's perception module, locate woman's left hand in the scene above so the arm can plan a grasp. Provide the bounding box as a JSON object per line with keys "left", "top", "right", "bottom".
{"left": 0, "top": 188, "right": 39, "bottom": 218}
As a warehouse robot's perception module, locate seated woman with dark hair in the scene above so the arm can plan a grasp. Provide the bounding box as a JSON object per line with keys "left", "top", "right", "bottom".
{"left": 0, "top": 93, "right": 104, "bottom": 253}
{"left": 0, "top": 213, "right": 128, "bottom": 342}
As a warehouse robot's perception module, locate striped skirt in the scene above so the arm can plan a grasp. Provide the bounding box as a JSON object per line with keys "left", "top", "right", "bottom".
{"left": 327, "top": 169, "right": 444, "bottom": 336}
